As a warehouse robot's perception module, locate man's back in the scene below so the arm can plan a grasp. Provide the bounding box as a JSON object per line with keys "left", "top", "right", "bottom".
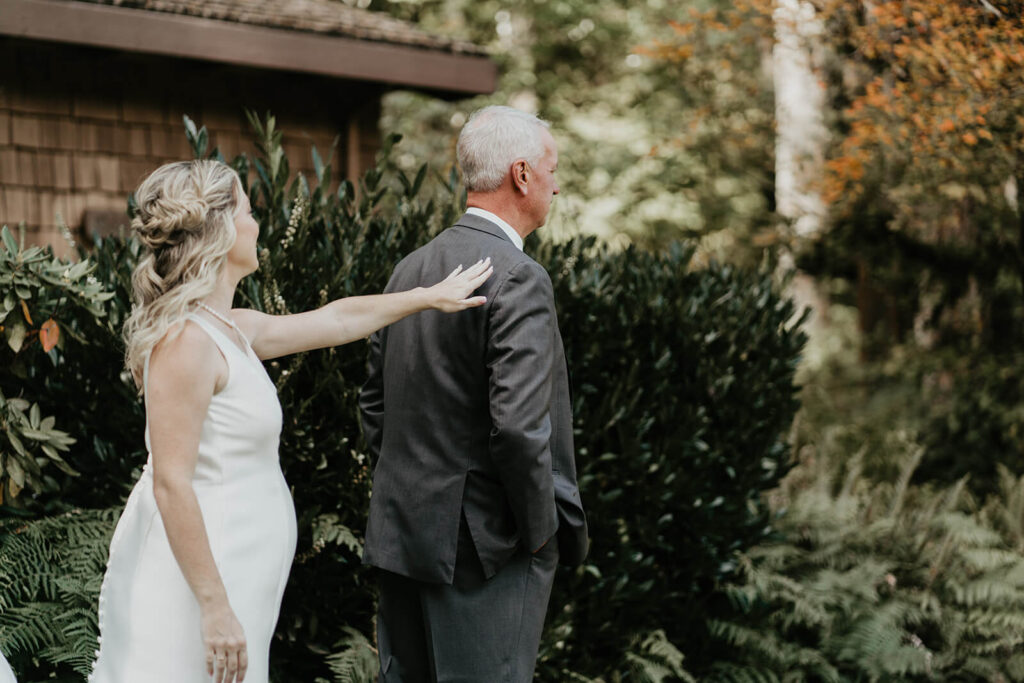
{"left": 361, "top": 212, "right": 588, "bottom": 584}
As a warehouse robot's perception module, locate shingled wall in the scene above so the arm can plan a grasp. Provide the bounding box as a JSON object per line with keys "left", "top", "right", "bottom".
{"left": 0, "top": 38, "right": 381, "bottom": 256}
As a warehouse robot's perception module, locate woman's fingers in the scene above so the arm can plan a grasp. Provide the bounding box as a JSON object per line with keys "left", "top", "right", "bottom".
{"left": 208, "top": 640, "right": 245, "bottom": 682}
{"left": 449, "top": 258, "right": 490, "bottom": 281}
{"left": 433, "top": 258, "right": 493, "bottom": 311}
{"left": 463, "top": 261, "right": 493, "bottom": 295}
{"left": 202, "top": 606, "right": 246, "bottom": 682}
{"left": 225, "top": 646, "right": 240, "bottom": 683}
{"left": 454, "top": 259, "right": 492, "bottom": 289}
{"left": 465, "top": 260, "right": 492, "bottom": 291}
{"left": 468, "top": 265, "right": 494, "bottom": 288}
{"left": 238, "top": 647, "right": 249, "bottom": 682}
{"left": 465, "top": 258, "right": 491, "bottom": 277}
{"left": 210, "top": 648, "right": 223, "bottom": 683}
{"left": 214, "top": 651, "right": 226, "bottom": 683}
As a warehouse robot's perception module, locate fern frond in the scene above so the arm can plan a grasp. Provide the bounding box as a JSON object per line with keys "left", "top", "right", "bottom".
{"left": 960, "top": 548, "right": 1024, "bottom": 572}
{"left": 0, "top": 508, "right": 116, "bottom": 676}
{"left": 949, "top": 578, "right": 1024, "bottom": 607}
{"left": 324, "top": 626, "right": 377, "bottom": 683}
{"left": 704, "top": 662, "right": 782, "bottom": 683}
{"left": 624, "top": 630, "right": 696, "bottom": 683}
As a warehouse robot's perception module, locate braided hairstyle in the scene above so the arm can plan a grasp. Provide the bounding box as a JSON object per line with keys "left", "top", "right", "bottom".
{"left": 123, "top": 160, "right": 244, "bottom": 389}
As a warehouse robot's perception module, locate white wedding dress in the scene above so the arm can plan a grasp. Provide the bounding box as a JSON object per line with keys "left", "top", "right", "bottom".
{"left": 90, "top": 315, "right": 297, "bottom": 682}
{"left": 0, "top": 652, "right": 16, "bottom": 683}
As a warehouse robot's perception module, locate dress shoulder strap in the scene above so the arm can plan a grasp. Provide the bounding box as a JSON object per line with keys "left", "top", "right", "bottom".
{"left": 186, "top": 313, "right": 242, "bottom": 358}
{"left": 185, "top": 313, "right": 251, "bottom": 384}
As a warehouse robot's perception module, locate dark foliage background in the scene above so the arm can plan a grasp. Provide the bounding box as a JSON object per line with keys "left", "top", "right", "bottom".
{"left": 534, "top": 239, "right": 805, "bottom": 679}
{"left": 0, "top": 118, "right": 805, "bottom": 681}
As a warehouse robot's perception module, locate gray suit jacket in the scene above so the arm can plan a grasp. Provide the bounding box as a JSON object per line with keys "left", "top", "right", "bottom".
{"left": 359, "top": 212, "right": 588, "bottom": 584}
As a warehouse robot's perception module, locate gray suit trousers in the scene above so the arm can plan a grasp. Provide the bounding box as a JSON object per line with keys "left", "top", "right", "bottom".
{"left": 376, "top": 517, "right": 558, "bottom": 683}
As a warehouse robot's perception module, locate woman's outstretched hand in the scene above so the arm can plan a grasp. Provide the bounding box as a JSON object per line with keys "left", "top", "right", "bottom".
{"left": 429, "top": 258, "right": 494, "bottom": 312}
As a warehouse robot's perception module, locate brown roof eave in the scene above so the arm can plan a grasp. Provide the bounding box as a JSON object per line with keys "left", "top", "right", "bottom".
{"left": 0, "top": 0, "right": 497, "bottom": 96}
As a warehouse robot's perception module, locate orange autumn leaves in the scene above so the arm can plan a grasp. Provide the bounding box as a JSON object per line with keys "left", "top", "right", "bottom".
{"left": 15, "top": 299, "right": 60, "bottom": 353}
{"left": 647, "top": 0, "right": 1023, "bottom": 213}
{"left": 39, "top": 319, "right": 60, "bottom": 352}
{"left": 823, "top": 0, "right": 1024, "bottom": 206}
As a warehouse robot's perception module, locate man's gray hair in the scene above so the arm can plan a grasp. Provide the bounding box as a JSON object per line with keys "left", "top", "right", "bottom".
{"left": 456, "top": 106, "right": 550, "bottom": 193}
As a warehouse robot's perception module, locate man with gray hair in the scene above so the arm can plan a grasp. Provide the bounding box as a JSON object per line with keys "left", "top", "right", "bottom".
{"left": 359, "top": 105, "right": 588, "bottom": 681}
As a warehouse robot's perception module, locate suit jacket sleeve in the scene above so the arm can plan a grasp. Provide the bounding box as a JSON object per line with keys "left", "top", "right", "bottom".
{"left": 486, "top": 260, "right": 559, "bottom": 553}
{"left": 358, "top": 325, "right": 385, "bottom": 466}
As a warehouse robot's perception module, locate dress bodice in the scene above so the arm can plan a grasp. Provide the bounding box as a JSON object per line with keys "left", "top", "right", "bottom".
{"left": 143, "top": 314, "right": 283, "bottom": 484}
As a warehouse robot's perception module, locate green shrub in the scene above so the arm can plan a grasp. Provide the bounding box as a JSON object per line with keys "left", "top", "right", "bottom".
{"left": 797, "top": 346, "right": 1024, "bottom": 497}
{"left": 0, "top": 115, "right": 806, "bottom": 681}
{"left": 535, "top": 240, "right": 806, "bottom": 679}
{"left": 918, "top": 354, "right": 1024, "bottom": 495}
{"left": 706, "top": 446, "right": 1024, "bottom": 682}
{"left": 0, "top": 227, "right": 115, "bottom": 506}
{"left": 16, "top": 235, "right": 145, "bottom": 513}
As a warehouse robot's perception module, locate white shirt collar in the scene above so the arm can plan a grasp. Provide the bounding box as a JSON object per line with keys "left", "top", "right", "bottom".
{"left": 465, "top": 207, "right": 524, "bottom": 251}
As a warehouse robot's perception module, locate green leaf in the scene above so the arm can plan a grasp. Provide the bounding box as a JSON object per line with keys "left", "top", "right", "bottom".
{"left": 6, "top": 320, "right": 26, "bottom": 352}
{"left": 411, "top": 164, "right": 428, "bottom": 196}
{"left": 1, "top": 225, "right": 17, "bottom": 253}
{"left": 312, "top": 146, "right": 325, "bottom": 182}
{"left": 184, "top": 114, "right": 198, "bottom": 141}
{"left": 20, "top": 428, "right": 53, "bottom": 442}
{"left": 6, "top": 456, "right": 25, "bottom": 487}
{"left": 44, "top": 450, "right": 79, "bottom": 476}
{"left": 7, "top": 397, "right": 29, "bottom": 412}
{"left": 8, "top": 432, "right": 27, "bottom": 457}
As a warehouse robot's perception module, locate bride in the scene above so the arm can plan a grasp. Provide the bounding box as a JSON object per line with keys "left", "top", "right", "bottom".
{"left": 89, "top": 160, "right": 492, "bottom": 683}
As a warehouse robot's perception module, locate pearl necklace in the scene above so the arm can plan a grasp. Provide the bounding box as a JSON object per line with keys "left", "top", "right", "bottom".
{"left": 197, "top": 302, "right": 239, "bottom": 332}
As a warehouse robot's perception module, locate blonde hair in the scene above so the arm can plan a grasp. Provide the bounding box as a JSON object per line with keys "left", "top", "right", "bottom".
{"left": 123, "top": 160, "right": 243, "bottom": 389}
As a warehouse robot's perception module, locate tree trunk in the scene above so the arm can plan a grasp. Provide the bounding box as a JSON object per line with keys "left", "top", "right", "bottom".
{"left": 774, "top": 0, "right": 827, "bottom": 238}
{"left": 773, "top": 0, "right": 829, "bottom": 364}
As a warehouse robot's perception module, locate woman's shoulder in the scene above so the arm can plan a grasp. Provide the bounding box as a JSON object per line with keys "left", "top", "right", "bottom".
{"left": 226, "top": 307, "right": 266, "bottom": 343}
{"left": 149, "top": 318, "right": 226, "bottom": 375}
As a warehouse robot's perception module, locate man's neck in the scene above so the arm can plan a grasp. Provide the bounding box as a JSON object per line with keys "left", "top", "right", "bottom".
{"left": 465, "top": 208, "right": 523, "bottom": 250}
{"left": 465, "top": 195, "right": 531, "bottom": 240}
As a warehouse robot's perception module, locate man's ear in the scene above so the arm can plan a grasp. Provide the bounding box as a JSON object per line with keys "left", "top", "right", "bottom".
{"left": 511, "top": 160, "right": 530, "bottom": 196}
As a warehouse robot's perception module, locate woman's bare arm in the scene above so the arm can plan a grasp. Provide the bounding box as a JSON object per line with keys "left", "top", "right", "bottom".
{"left": 233, "top": 259, "right": 492, "bottom": 360}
